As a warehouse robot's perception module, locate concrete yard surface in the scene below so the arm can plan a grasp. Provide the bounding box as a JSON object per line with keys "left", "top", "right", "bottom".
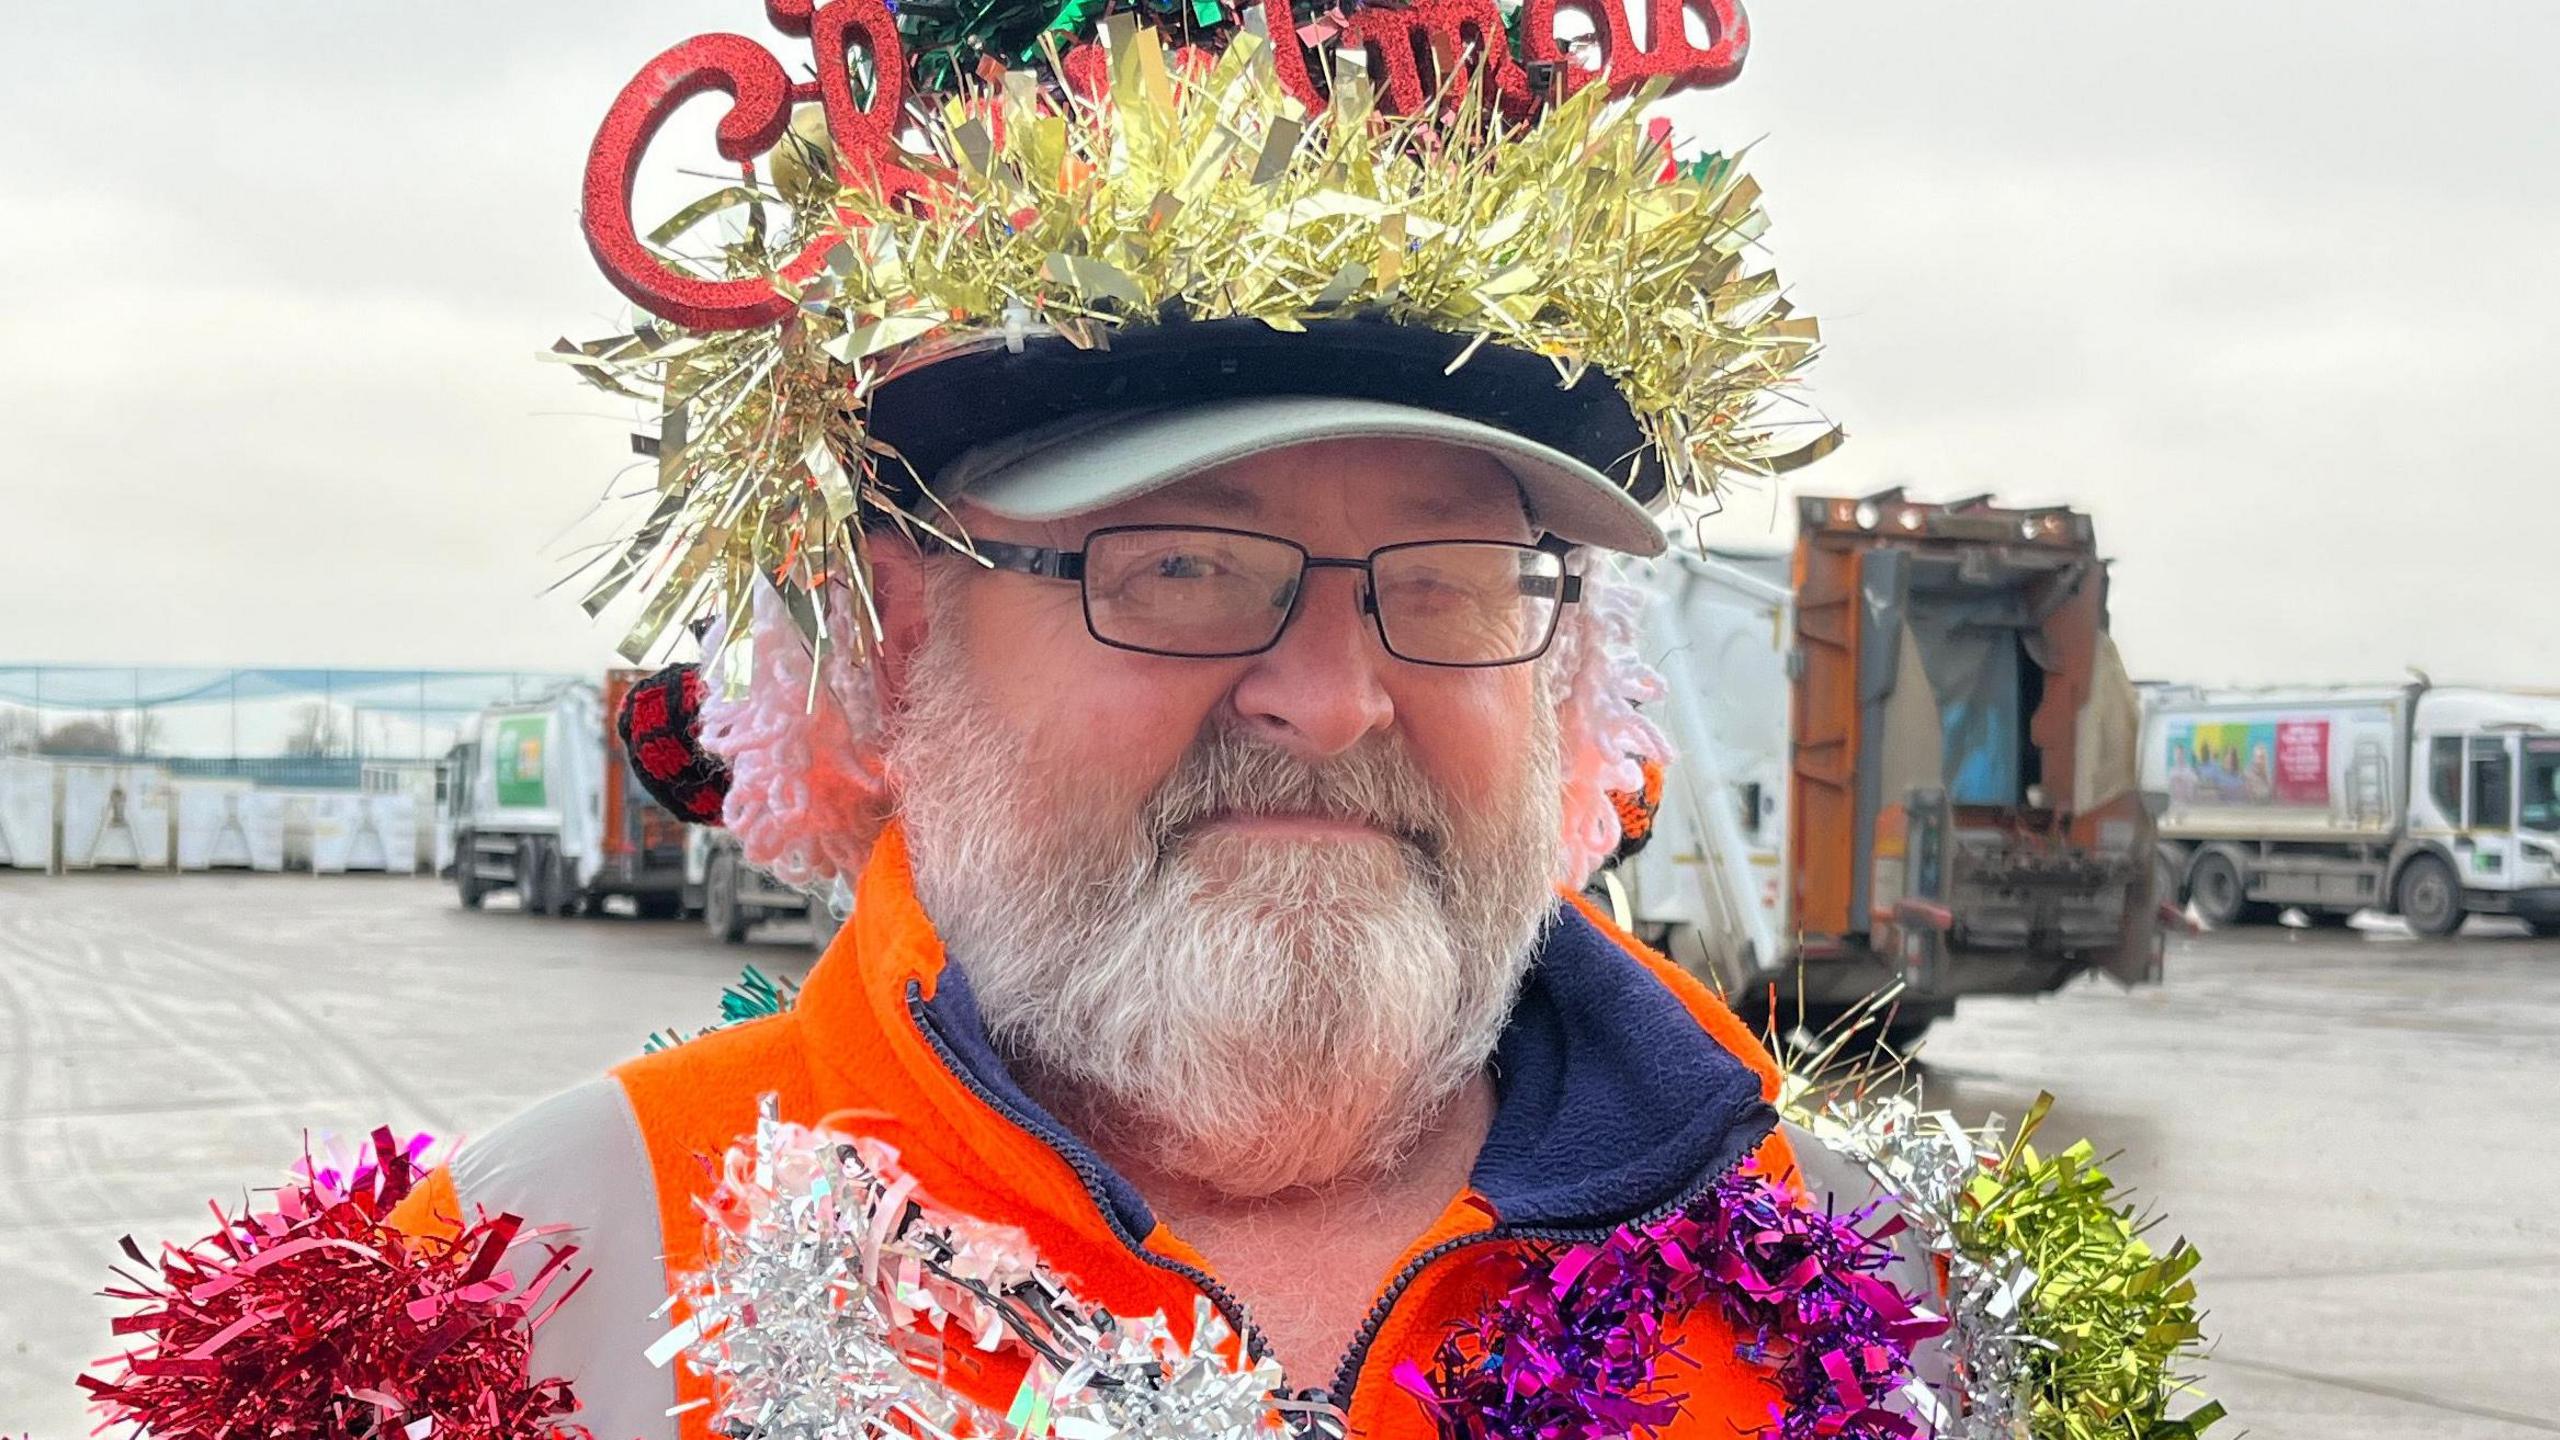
{"left": 1918, "top": 917, "right": 2560, "bottom": 1437}
{"left": 0, "top": 872, "right": 812, "bottom": 1435}
{"left": 4, "top": 872, "right": 2557, "bottom": 1437}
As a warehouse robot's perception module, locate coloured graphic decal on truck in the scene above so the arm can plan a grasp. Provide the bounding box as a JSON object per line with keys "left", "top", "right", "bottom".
{"left": 2166, "top": 720, "right": 2329, "bottom": 807}
{"left": 493, "top": 715, "right": 549, "bottom": 808}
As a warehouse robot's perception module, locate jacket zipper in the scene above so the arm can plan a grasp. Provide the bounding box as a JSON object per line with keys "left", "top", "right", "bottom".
{"left": 903, "top": 985, "right": 1274, "bottom": 1360}
{"left": 911, "top": 982, "right": 1777, "bottom": 1439}
{"left": 1310, "top": 1104, "right": 1779, "bottom": 1435}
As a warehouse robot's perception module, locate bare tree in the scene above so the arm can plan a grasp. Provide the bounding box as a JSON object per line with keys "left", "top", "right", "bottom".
{"left": 0, "top": 705, "right": 41, "bottom": 755}
{"left": 126, "top": 708, "right": 164, "bottom": 756}
{"left": 284, "top": 701, "right": 346, "bottom": 758}
{"left": 38, "top": 716, "right": 122, "bottom": 756}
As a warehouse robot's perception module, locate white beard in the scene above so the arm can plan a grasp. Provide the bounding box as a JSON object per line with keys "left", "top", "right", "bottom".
{"left": 888, "top": 613, "right": 1565, "bottom": 1197}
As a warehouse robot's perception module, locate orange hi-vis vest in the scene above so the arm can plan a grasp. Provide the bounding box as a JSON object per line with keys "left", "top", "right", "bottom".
{"left": 391, "top": 823, "right": 1818, "bottom": 1440}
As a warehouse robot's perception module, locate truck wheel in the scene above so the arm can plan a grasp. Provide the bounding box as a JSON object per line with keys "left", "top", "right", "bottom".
{"left": 2530, "top": 920, "right": 2560, "bottom": 940}
{"left": 635, "top": 892, "right": 683, "bottom": 921}
{"left": 519, "top": 838, "right": 551, "bottom": 915}
{"left": 455, "top": 837, "right": 485, "bottom": 910}
{"left": 1881, "top": 1013, "right": 1942, "bottom": 1054}
{"left": 2189, "top": 854, "right": 2273, "bottom": 928}
{"left": 540, "top": 845, "right": 581, "bottom": 919}
{"left": 2395, "top": 855, "right": 2465, "bottom": 938}
{"left": 706, "top": 850, "right": 751, "bottom": 944}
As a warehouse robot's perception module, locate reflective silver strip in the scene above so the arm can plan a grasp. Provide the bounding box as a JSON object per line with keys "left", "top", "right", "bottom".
{"left": 448, "top": 1075, "right": 680, "bottom": 1440}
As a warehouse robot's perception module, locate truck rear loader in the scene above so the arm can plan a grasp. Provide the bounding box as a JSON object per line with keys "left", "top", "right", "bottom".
{"left": 1616, "top": 491, "right": 2165, "bottom": 1045}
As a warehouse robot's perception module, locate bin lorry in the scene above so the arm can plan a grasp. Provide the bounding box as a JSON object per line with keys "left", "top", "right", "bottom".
{"left": 685, "top": 826, "right": 841, "bottom": 948}
{"left": 1614, "top": 491, "right": 2165, "bottom": 1045}
{"left": 444, "top": 671, "right": 689, "bottom": 917}
{"left": 2142, "top": 682, "right": 2560, "bottom": 936}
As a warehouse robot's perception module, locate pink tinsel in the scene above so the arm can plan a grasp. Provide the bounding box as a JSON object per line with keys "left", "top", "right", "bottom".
{"left": 81, "top": 1129, "right": 589, "bottom": 1440}
{"left": 1547, "top": 558, "right": 1673, "bottom": 885}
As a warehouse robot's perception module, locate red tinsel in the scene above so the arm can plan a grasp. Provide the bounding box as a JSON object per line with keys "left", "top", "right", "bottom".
{"left": 80, "top": 1127, "right": 591, "bottom": 1440}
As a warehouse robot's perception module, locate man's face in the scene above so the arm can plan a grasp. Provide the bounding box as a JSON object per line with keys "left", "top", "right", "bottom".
{"left": 930, "top": 436, "right": 1549, "bottom": 840}
{"left": 884, "top": 437, "right": 1567, "bottom": 1195}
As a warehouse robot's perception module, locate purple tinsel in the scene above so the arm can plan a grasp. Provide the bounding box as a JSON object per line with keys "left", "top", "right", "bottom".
{"left": 1399, "top": 1160, "right": 1945, "bottom": 1440}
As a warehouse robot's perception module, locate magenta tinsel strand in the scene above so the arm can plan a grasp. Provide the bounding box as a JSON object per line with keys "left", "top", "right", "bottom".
{"left": 1408, "top": 1162, "right": 1943, "bottom": 1440}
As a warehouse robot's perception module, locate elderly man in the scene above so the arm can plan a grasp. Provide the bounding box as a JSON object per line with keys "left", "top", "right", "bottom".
{"left": 75, "top": 6, "right": 2231, "bottom": 1431}
{"left": 390, "top": 381, "right": 1841, "bottom": 1436}
{"left": 353, "top": 5, "right": 1918, "bottom": 1436}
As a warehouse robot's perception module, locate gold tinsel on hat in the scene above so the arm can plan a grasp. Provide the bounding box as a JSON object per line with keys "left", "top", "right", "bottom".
{"left": 554, "top": 18, "right": 1833, "bottom": 668}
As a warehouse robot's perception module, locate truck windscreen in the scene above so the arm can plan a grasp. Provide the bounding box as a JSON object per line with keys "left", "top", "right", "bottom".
{"left": 2525, "top": 738, "right": 2560, "bottom": 834}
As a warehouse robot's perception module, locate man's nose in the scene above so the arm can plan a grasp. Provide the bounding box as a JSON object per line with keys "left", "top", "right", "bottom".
{"left": 1228, "top": 567, "right": 1395, "bottom": 758}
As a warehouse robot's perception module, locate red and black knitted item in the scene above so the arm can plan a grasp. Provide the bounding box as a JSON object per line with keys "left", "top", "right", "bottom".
{"left": 617, "top": 664, "right": 730, "bottom": 825}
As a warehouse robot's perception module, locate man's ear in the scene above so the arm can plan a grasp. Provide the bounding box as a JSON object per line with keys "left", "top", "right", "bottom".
{"left": 866, "top": 532, "right": 935, "bottom": 710}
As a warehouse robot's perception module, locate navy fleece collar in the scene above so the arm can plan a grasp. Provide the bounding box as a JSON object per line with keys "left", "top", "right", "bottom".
{"left": 912, "top": 902, "right": 1773, "bottom": 1238}
{"left": 1472, "top": 906, "right": 1772, "bottom": 1227}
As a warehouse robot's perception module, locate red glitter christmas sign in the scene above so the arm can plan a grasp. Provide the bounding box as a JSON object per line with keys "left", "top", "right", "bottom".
{"left": 582, "top": 0, "right": 1751, "bottom": 331}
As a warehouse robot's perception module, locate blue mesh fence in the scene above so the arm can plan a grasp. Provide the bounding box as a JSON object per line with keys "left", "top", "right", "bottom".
{"left": 0, "top": 666, "right": 585, "bottom": 771}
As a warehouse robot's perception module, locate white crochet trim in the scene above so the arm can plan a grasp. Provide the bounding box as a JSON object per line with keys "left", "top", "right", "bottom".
{"left": 701, "top": 563, "right": 1672, "bottom": 892}
{"left": 698, "top": 582, "right": 893, "bottom": 890}
{"left": 1546, "top": 556, "right": 1673, "bottom": 886}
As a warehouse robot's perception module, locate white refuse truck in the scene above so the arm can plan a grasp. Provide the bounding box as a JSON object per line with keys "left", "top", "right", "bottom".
{"left": 1614, "top": 492, "right": 2165, "bottom": 1046}
{"left": 684, "top": 826, "right": 839, "bottom": 948}
{"left": 2142, "top": 683, "right": 2560, "bottom": 937}
{"left": 444, "top": 671, "right": 689, "bottom": 917}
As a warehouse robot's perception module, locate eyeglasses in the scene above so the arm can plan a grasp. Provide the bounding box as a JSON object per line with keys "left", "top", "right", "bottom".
{"left": 952, "top": 525, "right": 1582, "bottom": 668}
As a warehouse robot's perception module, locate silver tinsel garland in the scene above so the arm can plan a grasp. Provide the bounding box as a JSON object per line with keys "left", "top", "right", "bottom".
{"left": 1787, "top": 1086, "right": 2041, "bottom": 1440}
{"left": 649, "top": 1100, "right": 1298, "bottom": 1440}
{"left": 653, "top": 1091, "right": 2212, "bottom": 1440}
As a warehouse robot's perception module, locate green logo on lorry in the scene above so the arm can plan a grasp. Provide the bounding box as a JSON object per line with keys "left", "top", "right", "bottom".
{"left": 493, "top": 716, "right": 549, "bottom": 808}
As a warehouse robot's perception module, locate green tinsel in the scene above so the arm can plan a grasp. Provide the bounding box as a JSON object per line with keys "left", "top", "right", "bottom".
{"left": 893, "top": 0, "right": 1243, "bottom": 90}
{"left": 644, "top": 964, "right": 804, "bottom": 1054}
{"left": 1969, "top": 1096, "right": 2225, "bottom": 1440}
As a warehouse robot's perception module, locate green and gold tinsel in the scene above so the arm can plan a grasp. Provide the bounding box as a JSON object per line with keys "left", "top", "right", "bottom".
{"left": 555, "top": 21, "right": 1827, "bottom": 666}
{"left": 1793, "top": 1085, "right": 2225, "bottom": 1440}
{"left": 1968, "top": 1096, "right": 2225, "bottom": 1440}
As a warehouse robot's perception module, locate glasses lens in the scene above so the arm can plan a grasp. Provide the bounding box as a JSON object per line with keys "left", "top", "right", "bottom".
{"left": 1371, "top": 543, "right": 1567, "bottom": 666}
{"left": 1082, "top": 528, "right": 1306, "bottom": 657}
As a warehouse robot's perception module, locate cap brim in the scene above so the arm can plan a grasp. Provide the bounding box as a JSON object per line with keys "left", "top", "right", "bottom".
{"left": 939, "top": 395, "right": 1668, "bottom": 557}
{"left": 866, "top": 314, "right": 1661, "bottom": 511}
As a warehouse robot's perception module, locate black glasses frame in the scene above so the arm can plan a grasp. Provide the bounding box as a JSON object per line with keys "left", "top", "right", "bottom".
{"left": 950, "top": 524, "right": 1583, "bottom": 668}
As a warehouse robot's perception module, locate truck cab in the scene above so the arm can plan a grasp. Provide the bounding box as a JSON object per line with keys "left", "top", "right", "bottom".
{"left": 684, "top": 826, "right": 842, "bottom": 949}
{"left": 2405, "top": 693, "right": 2560, "bottom": 935}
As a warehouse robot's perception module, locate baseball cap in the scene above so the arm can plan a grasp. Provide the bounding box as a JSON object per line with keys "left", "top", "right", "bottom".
{"left": 934, "top": 395, "right": 1670, "bottom": 557}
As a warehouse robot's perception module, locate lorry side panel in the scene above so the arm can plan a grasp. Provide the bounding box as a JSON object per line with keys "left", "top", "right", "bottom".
{"left": 2033, "top": 560, "right": 2103, "bottom": 825}
{"left": 1627, "top": 552, "right": 1794, "bottom": 985}
{"left": 1848, "top": 549, "right": 1911, "bottom": 934}
{"left": 602, "top": 670, "right": 638, "bottom": 864}
{"left": 1789, "top": 539, "right": 1863, "bottom": 941}
{"left": 2143, "top": 690, "right": 2407, "bottom": 844}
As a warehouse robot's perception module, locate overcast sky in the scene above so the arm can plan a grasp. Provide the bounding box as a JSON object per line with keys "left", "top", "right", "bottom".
{"left": 2, "top": 1, "right": 2553, "bottom": 686}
